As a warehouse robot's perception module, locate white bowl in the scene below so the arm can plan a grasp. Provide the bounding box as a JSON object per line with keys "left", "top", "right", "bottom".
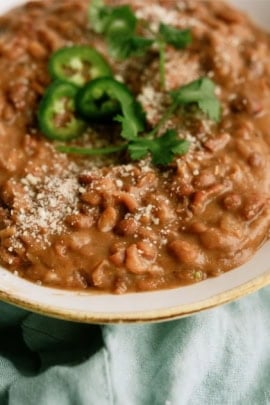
{"left": 0, "top": 0, "right": 269, "bottom": 323}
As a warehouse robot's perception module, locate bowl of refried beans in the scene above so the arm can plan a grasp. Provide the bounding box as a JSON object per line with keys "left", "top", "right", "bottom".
{"left": 0, "top": 0, "right": 269, "bottom": 323}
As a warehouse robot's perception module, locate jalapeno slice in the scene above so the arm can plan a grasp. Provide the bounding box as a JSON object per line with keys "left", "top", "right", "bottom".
{"left": 76, "top": 77, "right": 139, "bottom": 122}
{"left": 38, "top": 81, "right": 86, "bottom": 141}
{"left": 49, "top": 46, "right": 112, "bottom": 87}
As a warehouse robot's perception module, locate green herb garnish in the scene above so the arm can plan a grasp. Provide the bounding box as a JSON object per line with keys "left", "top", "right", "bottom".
{"left": 57, "top": 77, "right": 221, "bottom": 165}
{"left": 108, "top": 36, "right": 154, "bottom": 60}
{"left": 75, "top": 77, "right": 146, "bottom": 139}
{"left": 88, "top": 0, "right": 192, "bottom": 88}
{"left": 170, "top": 77, "right": 221, "bottom": 122}
{"left": 128, "top": 130, "right": 190, "bottom": 165}
{"left": 38, "top": 2, "right": 221, "bottom": 166}
{"left": 159, "top": 25, "right": 192, "bottom": 50}
{"left": 88, "top": 0, "right": 136, "bottom": 35}
{"left": 114, "top": 100, "right": 146, "bottom": 141}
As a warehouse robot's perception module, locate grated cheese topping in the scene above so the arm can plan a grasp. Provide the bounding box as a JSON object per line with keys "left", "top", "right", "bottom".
{"left": 10, "top": 165, "right": 82, "bottom": 248}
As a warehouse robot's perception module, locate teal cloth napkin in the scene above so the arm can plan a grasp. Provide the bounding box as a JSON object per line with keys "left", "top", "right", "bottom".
{"left": 0, "top": 287, "right": 269, "bottom": 405}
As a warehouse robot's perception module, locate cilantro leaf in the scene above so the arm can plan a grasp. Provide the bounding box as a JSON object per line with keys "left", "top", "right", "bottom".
{"left": 105, "top": 6, "right": 137, "bottom": 38}
{"left": 115, "top": 114, "right": 140, "bottom": 140}
{"left": 114, "top": 101, "right": 146, "bottom": 140}
{"left": 170, "top": 77, "right": 221, "bottom": 122}
{"left": 89, "top": 2, "right": 143, "bottom": 60}
{"left": 128, "top": 130, "right": 190, "bottom": 165}
{"left": 157, "top": 26, "right": 192, "bottom": 89}
{"left": 108, "top": 36, "right": 154, "bottom": 60}
{"left": 88, "top": 3, "right": 195, "bottom": 89}
{"left": 88, "top": 0, "right": 112, "bottom": 34}
{"left": 196, "top": 97, "right": 221, "bottom": 123}
{"left": 159, "top": 24, "right": 192, "bottom": 49}
{"left": 89, "top": 1, "right": 137, "bottom": 37}
{"left": 127, "top": 141, "right": 149, "bottom": 161}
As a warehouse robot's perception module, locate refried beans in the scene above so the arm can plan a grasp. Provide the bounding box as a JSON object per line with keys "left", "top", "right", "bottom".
{"left": 0, "top": 0, "right": 269, "bottom": 293}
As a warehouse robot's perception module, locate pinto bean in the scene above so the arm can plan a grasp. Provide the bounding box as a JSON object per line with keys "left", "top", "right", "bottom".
{"left": 23, "top": 134, "right": 39, "bottom": 156}
{"left": 78, "top": 173, "right": 96, "bottom": 185}
{"left": 137, "top": 227, "right": 158, "bottom": 241}
{"left": 137, "top": 172, "right": 157, "bottom": 188}
{"left": 248, "top": 152, "right": 264, "bottom": 169}
{"left": 125, "top": 244, "right": 149, "bottom": 274}
{"left": 0, "top": 93, "right": 5, "bottom": 118}
{"left": 109, "top": 249, "right": 126, "bottom": 267}
{"left": 65, "top": 214, "right": 93, "bottom": 229}
{"left": 67, "top": 271, "right": 89, "bottom": 289}
{"left": 25, "top": 1, "right": 44, "bottom": 10}
{"left": 193, "top": 171, "right": 216, "bottom": 189}
{"left": 192, "top": 183, "right": 225, "bottom": 213}
{"left": 1, "top": 38, "right": 27, "bottom": 60}
{"left": 0, "top": 207, "right": 9, "bottom": 230}
{"left": 220, "top": 214, "right": 244, "bottom": 238}
{"left": 214, "top": 3, "right": 245, "bottom": 23}
{"left": 137, "top": 241, "right": 157, "bottom": 260}
{"left": 114, "top": 277, "right": 128, "bottom": 294}
{"left": 204, "top": 133, "right": 230, "bottom": 152}
{"left": 0, "top": 149, "right": 24, "bottom": 173}
{"left": 7, "top": 82, "right": 28, "bottom": 111}
{"left": 91, "top": 260, "right": 111, "bottom": 288}
{"left": 110, "top": 242, "right": 126, "bottom": 255}
{"left": 1, "top": 180, "right": 25, "bottom": 206}
{"left": 20, "top": 234, "right": 38, "bottom": 248}
{"left": 80, "top": 191, "right": 102, "bottom": 206}
{"left": 189, "top": 222, "right": 208, "bottom": 234}
{"left": 43, "top": 270, "right": 61, "bottom": 285}
{"left": 169, "top": 239, "right": 203, "bottom": 266}
{"left": 0, "top": 248, "right": 22, "bottom": 268}
{"left": 2, "top": 103, "right": 15, "bottom": 121}
{"left": 116, "top": 192, "right": 139, "bottom": 213}
{"left": 136, "top": 275, "right": 164, "bottom": 291}
{"left": 156, "top": 200, "right": 175, "bottom": 223}
{"left": 200, "top": 228, "right": 242, "bottom": 251}
{"left": 175, "top": 180, "right": 194, "bottom": 197}
{"left": 37, "top": 27, "right": 62, "bottom": 51}
{"left": 231, "top": 94, "right": 263, "bottom": 115}
{"left": 54, "top": 243, "right": 67, "bottom": 258}
{"left": 0, "top": 226, "right": 15, "bottom": 240}
{"left": 242, "top": 194, "right": 267, "bottom": 220}
{"left": 223, "top": 193, "right": 242, "bottom": 211}
{"left": 67, "top": 231, "right": 91, "bottom": 250}
{"left": 27, "top": 40, "right": 47, "bottom": 60}
{"left": 116, "top": 217, "right": 138, "bottom": 236}
{"left": 98, "top": 207, "right": 117, "bottom": 232}
{"left": 234, "top": 122, "right": 254, "bottom": 140}
{"left": 101, "top": 178, "right": 117, "bottom": 193}
{"left": 235, "top": 139, "right": 253, "bottom": 159}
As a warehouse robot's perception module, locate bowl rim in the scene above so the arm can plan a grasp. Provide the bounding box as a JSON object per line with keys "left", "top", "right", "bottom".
{"left": 0, "top": 269, "right": 269, "bottom": 323}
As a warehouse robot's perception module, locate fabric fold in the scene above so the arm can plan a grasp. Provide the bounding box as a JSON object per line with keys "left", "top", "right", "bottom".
{"left": 0, "top": 288, "right": 269, "bottom": 404}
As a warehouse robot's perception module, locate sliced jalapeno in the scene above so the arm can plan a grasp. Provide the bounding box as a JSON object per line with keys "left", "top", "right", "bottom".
{"left": 38, "top": 81, "right": 86, "bottom": 141}
{"left": 48, "top": 45, "right": 112, "bottom": 87}
{"left": 76, "top": 77, "right": 139, "bottom": 121}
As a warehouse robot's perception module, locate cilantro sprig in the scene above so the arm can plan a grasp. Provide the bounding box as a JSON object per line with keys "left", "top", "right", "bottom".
{"left": 88, "top": 0, "right": 192, "bottom": 88}
{"left": 128, "top": 130, "right": 190, "bottom": 165}
{"left": 88, "top": 0, "right": 136, "bottom": 35}
{"left": 114, "top": 100, "right": 146, "bottom": 140}
{"left": 58, "top": 77, "right": 221, "bottom": 165}
{"left": 170, "top": 77, "right": 221, "bottom": 122}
